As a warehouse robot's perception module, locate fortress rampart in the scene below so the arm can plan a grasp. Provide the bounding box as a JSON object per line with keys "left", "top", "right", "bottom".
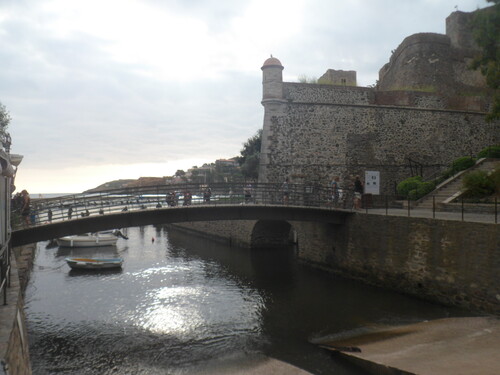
{"left": 258, "top": 8, "right": 499, "bottom": 192}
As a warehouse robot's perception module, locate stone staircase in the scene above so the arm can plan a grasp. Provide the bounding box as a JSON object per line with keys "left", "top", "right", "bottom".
{"left": 416, "top": 158, "right": 499, "bottom": 209}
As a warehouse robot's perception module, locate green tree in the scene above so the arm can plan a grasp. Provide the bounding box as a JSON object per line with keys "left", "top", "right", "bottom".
{"left": 471, "top": 0, "right": 500, "bottom": 121}
{"left": 175, "top": 169, "right": 186, "bottom": 177}
{"left": 0, "top": 102, "right": 11, "bottom": 137}
{"left": 237, "top": 129, "right": 262, "bottom": 180}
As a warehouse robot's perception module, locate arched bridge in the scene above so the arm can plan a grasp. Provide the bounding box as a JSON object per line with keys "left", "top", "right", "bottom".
{"left": 12, "top": 182, "right": 353, "bottom": 247}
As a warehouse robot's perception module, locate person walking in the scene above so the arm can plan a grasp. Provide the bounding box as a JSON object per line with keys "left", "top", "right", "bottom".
{"left": 353, "top": 176, "right": 363, "bottom": 210}
{"left": 331, "top": 176, "right": 340, "bottom": 206}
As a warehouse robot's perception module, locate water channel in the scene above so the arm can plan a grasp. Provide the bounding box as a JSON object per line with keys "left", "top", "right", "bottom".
{"left": 25, "top": 225, "right": 470, "bottom": 374}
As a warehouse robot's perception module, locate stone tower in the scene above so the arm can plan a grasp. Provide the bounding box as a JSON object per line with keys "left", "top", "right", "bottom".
{"left": 259, "top": 56, "right": 285, "bottom": 183}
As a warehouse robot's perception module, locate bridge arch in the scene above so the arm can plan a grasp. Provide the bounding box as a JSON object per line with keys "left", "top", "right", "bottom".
{"left": 250, "top": 220, "right": 296, "bottom": 249}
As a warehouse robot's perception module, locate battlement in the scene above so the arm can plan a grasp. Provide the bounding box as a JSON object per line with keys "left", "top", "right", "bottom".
{"left": 318, "top": 69, "right": 357, "bottom": 86}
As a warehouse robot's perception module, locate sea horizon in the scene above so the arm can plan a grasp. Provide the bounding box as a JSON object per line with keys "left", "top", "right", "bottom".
{"left": 30, "top": 193, "right": 77, "bottom": 199}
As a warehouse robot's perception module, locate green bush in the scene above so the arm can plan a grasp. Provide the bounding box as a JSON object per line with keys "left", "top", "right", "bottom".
{"left": 489, "top": 169, "right": 500, "bottom": 195}
{"left": 462, "top": 170, "right": 495, "bottom": 198}
{"left": 397, "top": 176, "right": 422, "bottom": 198}
{"left": 451, "top": 156, "right": 476, "bottom": 174}
{"left": 397, "top": 177, "right": 436, "bottom": 200}
{"left": 477, "top": 145, "right": 500, "bottom": 159}
{"left": 417, "top": 181, "right": 436, "bottom": 197}
{"left": 408, "top": 189, "right": 419, "bottom": 200}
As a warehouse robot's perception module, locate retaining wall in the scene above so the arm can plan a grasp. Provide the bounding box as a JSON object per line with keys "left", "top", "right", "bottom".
{"left": 296, "top": 215, "right": 500, "bottom": 314}
{"left": 173, "top": 215, "right": 500, "bottom": 315}
{"left": 0, "top": 245, "right": 34, "bottom": 375}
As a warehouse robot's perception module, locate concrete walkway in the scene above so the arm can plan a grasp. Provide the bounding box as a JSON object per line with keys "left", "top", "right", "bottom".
{"left": 365, "top": 207, "right": 498, "bottom": 224}
{"left": 190, "top": 356, "right": 313, "bottom": 375}
{"left": 320, "top": 317, "right": 500, "bottom": 375}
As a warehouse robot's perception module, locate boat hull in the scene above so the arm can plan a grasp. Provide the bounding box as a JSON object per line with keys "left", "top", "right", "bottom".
{"left": 57, "top": 235, "right": 118, "bottom": 247}
{"left": 65, "top": 257, "right": 123, "bottom": 270}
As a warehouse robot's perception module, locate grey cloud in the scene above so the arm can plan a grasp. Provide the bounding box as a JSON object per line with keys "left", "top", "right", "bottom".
{"left": 0, "top": 0, "right": 490, "bottom": 182}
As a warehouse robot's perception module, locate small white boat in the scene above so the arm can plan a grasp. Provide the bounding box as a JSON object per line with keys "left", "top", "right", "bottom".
{"left": 57, "top": 233, "right": 118, "bottom": 247}
{"left": 66, "top": 257, "right": 123, "bottom": 270}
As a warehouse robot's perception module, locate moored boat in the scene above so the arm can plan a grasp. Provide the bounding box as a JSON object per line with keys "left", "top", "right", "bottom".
{"left": 65, "top": 257, "right": 123, "bottom": 270}
{"left": 57, "top": 233, "right": 118, "bottom": 247}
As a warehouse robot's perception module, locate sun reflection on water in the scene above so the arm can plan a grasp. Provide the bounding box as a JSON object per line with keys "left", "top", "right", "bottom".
{"left": 129, "top": 278, "right": 265, "bottom": 337}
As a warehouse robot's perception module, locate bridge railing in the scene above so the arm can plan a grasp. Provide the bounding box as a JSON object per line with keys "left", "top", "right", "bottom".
{"left": 13, "top": 182, "right": 498, "bottom": 228}
{"left": 17, "top": 182, "right": 341, "bottom": 227}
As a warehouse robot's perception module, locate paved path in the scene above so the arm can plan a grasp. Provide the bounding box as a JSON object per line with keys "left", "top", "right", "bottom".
{"left": 365, "top": 208, "right": 498, "bottom": 224}
{"left": 321, "top": 317, "right": 500, "bottom": 375}
{"left": 190, "top": 356, "right": 313, "bottom": 375}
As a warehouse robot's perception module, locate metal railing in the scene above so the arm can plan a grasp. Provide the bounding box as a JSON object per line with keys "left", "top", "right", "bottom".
{"left": 0, "top": 241, "right": 10, "bottom": 306}
{"left": 12, "top": 182, "right": 499, "bottom": 229}
{"left": 19, "top": 182, "right": 338, "bottom": 226}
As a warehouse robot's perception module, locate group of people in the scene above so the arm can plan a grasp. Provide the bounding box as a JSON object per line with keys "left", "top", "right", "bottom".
{"left": 279, "top": 175, "right": 364, "bottom": 209}
{"left": 329, "top": 175, "right": 364, "bottom": 209}
{"left": 10, "top": 190, "right": 33, "bottom": 227}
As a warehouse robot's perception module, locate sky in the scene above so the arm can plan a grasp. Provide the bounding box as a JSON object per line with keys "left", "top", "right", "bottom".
{"left": 0, "top": 0, "right": 490, "bottom": 194}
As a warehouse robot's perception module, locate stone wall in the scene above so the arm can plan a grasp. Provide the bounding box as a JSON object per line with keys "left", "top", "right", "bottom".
{"left": 295, "top": 215, "right": 500, "bottom": 314}
{"left": 283, "top": 82, "right": 372, "bottom": 104}
{"left": 0, "top": 245, "right": 34, "bottom": 375}
{"left": 171, "top": 220, "right": 256, "bottom": 248}
{"left": 263, "top": 101, "right": 499, "bottom": 193}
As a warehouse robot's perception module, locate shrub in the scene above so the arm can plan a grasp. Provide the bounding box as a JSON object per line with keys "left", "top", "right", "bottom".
{"left": 408, "top": 189, "right": 419, "bottom": 200}
{"left": 477, "top": 145, "right": 500, "bottom": 159}
{"left": 417, "top": 181, "right": 436, "bottom": 197}
{"left": 451, "top": 156, "right": 476, "bottom": 175}
{"left": 489, "top": 169, "right": 500, "bottom": 195}
{"left": 462, "top": 170, "right": 495, "bottom": 198}
{"left": 397, "top": 177, "right": 436, "bottom": 200}
{"left": 397, "top": 176, "right": 422, "bottom": 198}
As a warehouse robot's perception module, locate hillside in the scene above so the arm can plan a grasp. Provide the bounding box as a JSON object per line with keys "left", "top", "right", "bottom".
{"left": 86, "top": 177, "right": 184, "bottom": 192}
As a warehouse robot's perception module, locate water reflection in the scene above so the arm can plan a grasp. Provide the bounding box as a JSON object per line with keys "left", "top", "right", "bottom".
{"left": 25, "top": 225, "right": 470, "bottom": 375}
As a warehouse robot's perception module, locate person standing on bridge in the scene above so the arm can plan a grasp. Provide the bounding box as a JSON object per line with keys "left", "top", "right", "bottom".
{"left": 353, "top": 176, "right": 363, "bottom": 210}
{"left": 204, "top": 186, "right": 212, "bottom": 203}
{"left": 244, "top": 183, "right": 253, "bottom": 203}
{"left": 20, "top": 190, "right": 31, "bottom": 227}
{"left": 183, "top": 191, "right": 192, "bottom": 206}
{"left": 282, "top": 179, "right": 290, "bottom": 205}
{"left": 330, "top": 176, "right": 340, "bottom": 206}
{"left": 68, "top": 206, "right": 73, "bottom": 220}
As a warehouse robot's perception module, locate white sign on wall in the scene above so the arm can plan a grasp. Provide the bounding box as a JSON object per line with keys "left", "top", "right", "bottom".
{"left": 364, "top": 171, "right": 380, "bottom": 195}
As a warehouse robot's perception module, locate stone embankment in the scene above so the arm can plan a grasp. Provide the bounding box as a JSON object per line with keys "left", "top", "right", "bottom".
{"left": 0, "top": 244, "right": 35, "bottom": 375}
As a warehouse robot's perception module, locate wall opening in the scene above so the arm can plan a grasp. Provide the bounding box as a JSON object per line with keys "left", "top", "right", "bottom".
{"left": 250, "top": 220, "right": 295, "bottom": 249}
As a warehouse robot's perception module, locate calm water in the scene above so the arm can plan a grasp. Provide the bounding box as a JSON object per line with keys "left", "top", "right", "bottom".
{"left": 25, "top": 226, "right": 470, "bottom": 374}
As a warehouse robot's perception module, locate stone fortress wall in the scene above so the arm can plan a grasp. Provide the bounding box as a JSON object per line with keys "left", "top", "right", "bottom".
{"left": 258, "top": 8, "right": 499, "bottom": 193}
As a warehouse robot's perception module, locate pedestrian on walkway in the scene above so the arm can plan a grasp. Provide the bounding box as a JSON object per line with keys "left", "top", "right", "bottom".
{"left": 21, "top": 190, "right": 31, "bottom": 227}
{"left": 282, "top": 178, "right": 290, "bottom": 205}
{"left": 331, "top": 176, "right": 340, "bottom": 206}
{"left": 353, "top": 176, "right": 363, "bottom": 210}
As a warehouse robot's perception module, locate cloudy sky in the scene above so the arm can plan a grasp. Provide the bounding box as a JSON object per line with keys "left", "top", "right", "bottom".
{"left": 0, "top": 0, "right": 490, "bottom": 194}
